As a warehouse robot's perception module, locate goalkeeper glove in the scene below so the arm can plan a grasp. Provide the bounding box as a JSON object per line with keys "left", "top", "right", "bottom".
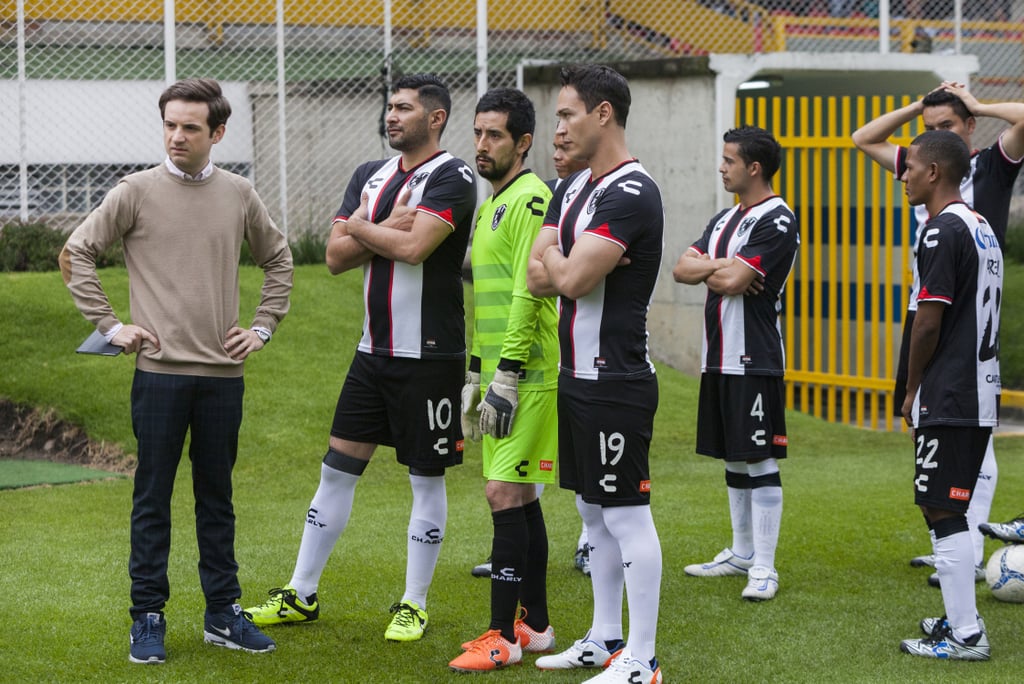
{"left": 479, "top": 368, "right": 519, "bottom": 439}
{"left": 461, "top": 371, "right": 482, "bottom": 441}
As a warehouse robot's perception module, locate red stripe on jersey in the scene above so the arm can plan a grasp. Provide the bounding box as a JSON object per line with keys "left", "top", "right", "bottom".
{"left": 386, "top": 261, "right": 395, "bottom": 355}
{"left": 738, "top": 253, "right": 765, "bottom": 276}
{"left": 567, "top": 302, "right": 578, "bottom": 377}
{"left": 420, "top": 205, "right": 455, "bottom": 228}
{"left": 587, "top": 222, "right": 626, "bottom": 249}
{"left": 714, "top": 297, "right": 725, "bottom": 369}
{"left": 917, "top": 284, "right": 952, "bottom": 304}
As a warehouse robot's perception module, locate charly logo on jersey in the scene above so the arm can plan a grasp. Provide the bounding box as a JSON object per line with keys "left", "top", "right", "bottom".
{"left": 713, "top": 216, "right": 728, "bottom": 233}
{"left": 737, "top": 216, "right": 758, "bottom": 237}
{"left": 586, "top": 187, "right": 606, "bottom": 214}
{"left": 491, "top": 204, "right": 507, "bottom": 231}
{"left": 407, "top": 171, "right": 429, "bottom": 190}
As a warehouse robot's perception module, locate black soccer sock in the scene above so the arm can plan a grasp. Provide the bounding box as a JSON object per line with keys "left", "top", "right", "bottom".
{"left": 489, "top": 506, "right": 528, "bottom": 642}
{"left": 519, "top": 498, "right": 550, "bottom": 630}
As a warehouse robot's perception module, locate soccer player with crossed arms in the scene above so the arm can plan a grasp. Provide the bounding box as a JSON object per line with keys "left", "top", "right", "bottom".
{"left": 246, "top": 73, "right": 477, "bottom": 643}
{"left": 674, "top": 127, "right": 799, "bottom": 602}
{"left": 528, "top": 64, "right": 665, "bottom": 684}
{"left": 449, "top": 86, "right": 559, "bottom": 673}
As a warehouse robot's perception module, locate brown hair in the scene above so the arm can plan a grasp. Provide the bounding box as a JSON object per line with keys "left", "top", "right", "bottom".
{"left": 159, "top": 78, "right": 232, "bottom": 132}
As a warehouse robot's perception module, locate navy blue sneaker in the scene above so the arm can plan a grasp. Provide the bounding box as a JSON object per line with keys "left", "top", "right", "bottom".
{"left": 129, "top": 612, "right": 166, "bottom": 664}
{"left": 203, "top": 603, "right": 276, "bottom": 653}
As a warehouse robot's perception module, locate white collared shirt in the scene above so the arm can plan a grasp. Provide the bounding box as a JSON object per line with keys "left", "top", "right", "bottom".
{"left": 164, "top": 157, "right": 214, "bottom": 181}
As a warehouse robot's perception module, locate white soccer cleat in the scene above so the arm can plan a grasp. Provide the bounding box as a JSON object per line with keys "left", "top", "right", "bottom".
{"left": 900, "top": 625, "right": 990, "bottom": 660}
{"left": 741, "top": 565, "right": 779, "bottom": 601}
{"left": 909, "top": 553, "right": 936, "bottom": 568}
{"left": 582, "top": 650, "right": 662, "bottom": 684}
{"left": 684, "top": 547, "right": 753, "bottom": 577}
{"left": 534, "top": 630, "right": 623, "bottom": 670}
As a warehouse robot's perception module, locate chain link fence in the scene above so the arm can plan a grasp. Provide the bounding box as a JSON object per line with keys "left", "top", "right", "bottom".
{"left": 2, "top": 0, "right": 1022, "bottom": 234}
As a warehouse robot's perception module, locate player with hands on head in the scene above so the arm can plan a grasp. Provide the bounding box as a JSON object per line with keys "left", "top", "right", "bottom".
{"left": 245, "top": 73, "right": 477, "bottom": 644}
{"left": 895, "top": 130, "right": 1000, "bottom": 661}
{"left": 852, "top": 80, "right": 1024, "bottom": 586}
{"left": 674, "top": 126, "right": 799, "bottom": 602}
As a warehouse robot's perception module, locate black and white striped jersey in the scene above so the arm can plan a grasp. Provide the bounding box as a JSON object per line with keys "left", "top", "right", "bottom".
{"left": 912, "top": 201, "right": 1002, "bottom": 427}
{"left": 543, "top": 160, "right": 664, "bottom": 381}
{"left": 335, "top": 151, "right": 477, "bottom": 360}
{"left": 690, "top": 196, "right": 799, "bottom": 376}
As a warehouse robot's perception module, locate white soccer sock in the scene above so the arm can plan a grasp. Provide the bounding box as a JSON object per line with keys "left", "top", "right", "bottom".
{"left": 577, "top": 495, "right": 623, "bottom": 644}
{"left": 577, "top": 521, "right": 589, "bottom": 550}
{"left": 749, "top": 459, "right": 782, "bottom": 570}
{"left": 603, "top": 505, "right": 662, "bottom": 663}
{"left": 966, "top": 435, "right": 997, "bottom": 566}
{"left": 289, "top": 462, "right": 360, "bottom": 600}
{"left": 725, "top": 462, "right": 753, "bottom": 559}
{"left": 933, "top": 529, "right": 980, "bottom": 640}
{"left": 402, "top": 474, "right": 447, "bottom": 608}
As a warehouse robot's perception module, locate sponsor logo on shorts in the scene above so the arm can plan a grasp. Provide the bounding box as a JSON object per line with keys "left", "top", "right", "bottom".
{"left": 540, "top": 460, "right": 554, "bottom": 471}
{"left": 456, "top": 439, "right": 464, "bottom": 452}
{"left": 773, "top": 435, "right": 788, "bottom": 446}
{"left": 949, "top": 487, "right": 971, "bottom": 501}
{"left": 639, "top": 480, "right": 651, "bottom": 493}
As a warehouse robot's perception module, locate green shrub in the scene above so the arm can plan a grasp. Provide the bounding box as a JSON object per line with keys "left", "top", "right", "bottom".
{"left": 1005, "top": 220, "right": 1024, "bottom": 263}
{"left": 2, "top": 221, "right": 323, "bottom": 272}
{"left": 0, "top": 222, "right": 125, "bottom": 272}
{"left": 0, "top": 223, "right": 69, "bottom": 272}
{"left": 288, "top": 230, "right": 328, "bottom": 266}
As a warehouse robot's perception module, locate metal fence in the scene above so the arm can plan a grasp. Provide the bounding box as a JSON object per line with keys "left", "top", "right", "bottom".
{"left": 2, "top": 0, "right": 1022, "bottom": 235}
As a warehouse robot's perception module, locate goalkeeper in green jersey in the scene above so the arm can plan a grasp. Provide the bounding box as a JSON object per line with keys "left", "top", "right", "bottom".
{"left": 449, "top": 88, "right": 560, "bottom": 673}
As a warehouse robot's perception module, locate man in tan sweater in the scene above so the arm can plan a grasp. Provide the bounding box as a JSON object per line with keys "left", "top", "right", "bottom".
{"left": 60, "top": 78, "right": 293, "bottom": 665}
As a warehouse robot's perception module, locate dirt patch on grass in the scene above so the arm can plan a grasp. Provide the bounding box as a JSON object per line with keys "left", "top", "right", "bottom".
{"left": 0, "top": 398, "right": 134, "bottom": 475}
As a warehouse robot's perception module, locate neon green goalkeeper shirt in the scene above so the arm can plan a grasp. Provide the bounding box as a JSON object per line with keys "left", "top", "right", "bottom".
{"left": 470, "top": 170, "right": 558, "bottom": 391}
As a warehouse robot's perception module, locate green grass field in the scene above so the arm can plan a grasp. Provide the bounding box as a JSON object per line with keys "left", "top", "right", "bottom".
{"left": 1, "top": 265, "right": 1023, "bottom": 682}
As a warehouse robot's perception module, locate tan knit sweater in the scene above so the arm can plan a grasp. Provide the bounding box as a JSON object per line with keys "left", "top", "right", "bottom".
{"left": 60, "top": 165, "right": 293, "bottom": 377}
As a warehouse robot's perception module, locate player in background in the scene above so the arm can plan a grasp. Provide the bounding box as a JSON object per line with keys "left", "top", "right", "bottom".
{"left": 897, "top": 130, "right": 1000, "bottom": 661}
{"left": 470, "top": 131, "right": 591, "bottom": 581}
{"left": 448, "top": 87, "right": 559, "bottom": 673}
{"left": 674, "top": 127, "right": 799, "bottom": 602}
{"left": 528, "top": 64, "right": 665, "bottom": 684}
{"left": 551, "top": 133, "right": 595, "bottom": 577}
{"left": 245, "top": 74, "right": 477, "bottom": 642}
{"left": 852, "top": 83, "right": 1024, "bottom": 586}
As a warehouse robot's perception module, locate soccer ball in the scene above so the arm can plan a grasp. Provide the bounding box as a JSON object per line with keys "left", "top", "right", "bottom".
{"left": 985, "top": 545, "right": 1024, "bottom": 603}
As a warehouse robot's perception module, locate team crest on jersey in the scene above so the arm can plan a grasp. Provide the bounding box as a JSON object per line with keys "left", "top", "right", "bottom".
{"left": 586, "top": 187, "right": 606, "bottom": 214}
{"left": 407, "top": 171, "right": 429, "bottom": 190}
{"left": 491, "top": 204, "right": 507, "bottom": 230}
{"left": 737, "top": 216, "right": 758, "bottom": 237}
